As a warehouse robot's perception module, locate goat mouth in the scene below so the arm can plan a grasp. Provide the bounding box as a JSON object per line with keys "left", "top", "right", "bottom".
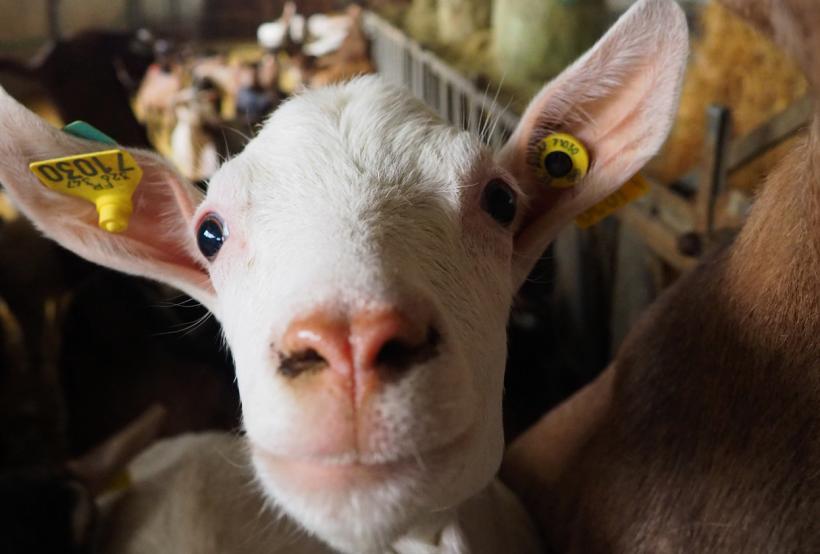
{"left": 250, "top": 427, "right": 474, "bottom": 491}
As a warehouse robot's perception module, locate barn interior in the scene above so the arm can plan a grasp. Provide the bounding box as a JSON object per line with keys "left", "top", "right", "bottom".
{"left": 0, "top": 1, "right": 812, "bottom": 552}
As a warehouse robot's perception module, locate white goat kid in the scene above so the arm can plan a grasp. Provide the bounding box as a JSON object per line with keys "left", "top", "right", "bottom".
{"left": 0, "top": 0, "right": 688, "bottom": 552}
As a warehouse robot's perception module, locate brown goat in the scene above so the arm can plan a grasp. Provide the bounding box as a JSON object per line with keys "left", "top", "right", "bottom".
{"left": 503, "top": 1, "right": 820, "bottom": 551}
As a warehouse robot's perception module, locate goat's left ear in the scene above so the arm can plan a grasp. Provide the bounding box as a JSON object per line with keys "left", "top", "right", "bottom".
{"left": 0, "top": 87, "right": 216, "bottom": 311}
{"left": 499, "top": 0, "right": 689, "bottom": 287}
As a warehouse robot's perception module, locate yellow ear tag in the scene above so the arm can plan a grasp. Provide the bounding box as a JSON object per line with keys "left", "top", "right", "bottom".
{"left": 575, "top": 173, "right": 650, "bottom": 229}
{"left": 29, "top": 149, "right": 143, "bottom": 233}
{"left": 538, "top": 133, "right": 590, "bottom": 188}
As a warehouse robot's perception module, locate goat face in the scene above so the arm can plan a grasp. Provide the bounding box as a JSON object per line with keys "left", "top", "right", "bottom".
{"left": 200, "top": 78, "right": 512, "bottom": 550}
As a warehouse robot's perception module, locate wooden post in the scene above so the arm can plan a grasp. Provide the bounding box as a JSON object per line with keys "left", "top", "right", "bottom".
{"left": 695, "top": 105, "right": 732, "bottom": 239}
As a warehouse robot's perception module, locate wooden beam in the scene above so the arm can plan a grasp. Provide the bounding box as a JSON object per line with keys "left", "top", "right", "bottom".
{"left": 648, "top": 182, "right": 695, "bottom": 232}
{"left": 619, "top": 203, "right": 699, "bottom": 272}
{"left": 727, "top": 95, "right": 813, "bottom": 173}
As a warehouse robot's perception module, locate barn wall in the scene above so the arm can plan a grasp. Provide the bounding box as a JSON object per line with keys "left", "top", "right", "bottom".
{"left": 0, "top": 0, "right": 50, "bottom": 57}
{"left": 0, "top": 0, "right": 344, "bottom": 53}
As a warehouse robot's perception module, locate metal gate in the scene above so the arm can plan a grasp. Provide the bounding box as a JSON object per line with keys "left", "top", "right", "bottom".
{"left": 363, "top": 12, "right": 520, "bottom": 151}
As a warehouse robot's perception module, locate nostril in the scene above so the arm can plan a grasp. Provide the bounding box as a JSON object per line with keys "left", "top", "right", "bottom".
{"left": 279, "top": 308, "right": 441, "bottom": 382}
{"left": 279, "top": 348, "right": 328, "bottom": 378}
{"left": 375, "top": 326, "right": 441, "bottom": 375}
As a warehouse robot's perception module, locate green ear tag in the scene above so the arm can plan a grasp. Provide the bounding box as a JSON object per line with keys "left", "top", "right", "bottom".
{"left": 62, "top": 121, "right": 117, "bottom": 146}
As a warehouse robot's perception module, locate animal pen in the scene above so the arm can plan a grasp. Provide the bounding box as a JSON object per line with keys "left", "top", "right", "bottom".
{"left": 1, "top": 1, "right": 819, "bottom": 551}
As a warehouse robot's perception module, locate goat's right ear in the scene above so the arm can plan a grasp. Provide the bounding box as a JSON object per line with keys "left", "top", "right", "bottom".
{"left": 0, "top": 88, "right": 216, "bottom": 310}
{"left": 499, "top": 0, "right": 689, "bottom": 287}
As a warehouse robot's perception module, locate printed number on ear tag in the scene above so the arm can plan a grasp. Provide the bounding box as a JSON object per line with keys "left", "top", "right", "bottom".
{"left": 538, "top": 133, "right": 590, "bottom": 188}
{"left": 575, "top": 174, "right": 650, "bottom": 229}
{"left": 29, "top": 149, "right": 143, "bottom": 233}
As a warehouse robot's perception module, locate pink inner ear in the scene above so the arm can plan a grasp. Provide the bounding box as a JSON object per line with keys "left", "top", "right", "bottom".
{"left": 127, "top": 154, "right": 201, "bottom": 265}
{"left": 84, "top": 151, "right": 216, "bottom": 303}
{"left": 580, "top": 66, "right": 664, "bottom": 181}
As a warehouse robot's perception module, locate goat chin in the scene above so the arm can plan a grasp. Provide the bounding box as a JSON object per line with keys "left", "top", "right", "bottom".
{"left": 97, "top": 432, "right": 540, "bottom": 554}
{"left": 248, "top": 426, "right": 482, "bottom": 553}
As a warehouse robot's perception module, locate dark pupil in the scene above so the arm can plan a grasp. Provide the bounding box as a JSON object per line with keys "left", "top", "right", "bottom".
{"left": 544, "top": 151, "right": 573, "bottom": 178}
{"left": 483, "top": 179, "right": 516, "bottom": 226}
{"left": 197, "top": 217, "right": 225, "bottom": 259}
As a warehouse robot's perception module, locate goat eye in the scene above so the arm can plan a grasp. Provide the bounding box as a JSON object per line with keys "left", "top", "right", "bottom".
{"left": 481, "top": 178, "right": 517, "bottom": 226}
{"left": 197, "top": 214, "right": 227, "bottom": 260}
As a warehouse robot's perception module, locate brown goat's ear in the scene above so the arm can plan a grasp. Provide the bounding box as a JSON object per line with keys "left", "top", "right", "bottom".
{"left": 0, "top": 88, "right": 216, "bottom": 310}
{"left": 66, "top": 404, "right": 166, "bottom": 496}
{"left": 499, "top": 0, "right": 689, "bottom": 287}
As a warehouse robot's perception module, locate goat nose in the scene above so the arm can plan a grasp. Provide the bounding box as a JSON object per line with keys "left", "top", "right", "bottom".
{"left": 351, "top": 309, "right": 441, "bottom": 379}
{"left": 277, "top": 308, "right": 440, "bottom": 381}
{"left": 278, "top": 314, "right": 350, "bottom": 378}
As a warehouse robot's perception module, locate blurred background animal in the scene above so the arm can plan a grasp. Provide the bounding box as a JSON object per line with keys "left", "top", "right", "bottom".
{"left": 0, "top": 31, "right": 155, "bottom": 147}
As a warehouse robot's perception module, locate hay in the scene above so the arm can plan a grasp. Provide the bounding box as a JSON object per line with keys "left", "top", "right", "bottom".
{"left": 651, "top": 1, "right": 808, "bottom": 191}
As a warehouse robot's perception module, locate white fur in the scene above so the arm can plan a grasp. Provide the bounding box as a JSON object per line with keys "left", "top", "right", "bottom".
{"left": 0, "top": 1, "right": 690, "bottom": 552}
{"left": 304, "top": 14, "right": 352, "bottom": 57}
{"left": 201, "top": 77, "right": 516, "bottom": 552}
{"left": 258, "top": 16, "right": 305, "bottom": 49}
{"left": 99, "top": 433, "right": 538, "bottom": 554}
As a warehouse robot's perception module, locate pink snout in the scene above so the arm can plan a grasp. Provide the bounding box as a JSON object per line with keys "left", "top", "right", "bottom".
{"left": 276, "top": 304, "right": 441, "bottom": 403}
{"left": 254, "top": 302, "right": 473, "bottom": 486}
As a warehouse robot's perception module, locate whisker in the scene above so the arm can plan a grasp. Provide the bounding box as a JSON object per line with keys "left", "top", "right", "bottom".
{"left": 222, "top": 123, "right": 254, "bottom": 143}
{"left": 487, "top": 72, "right": 510, "bottom": 147}
{"left": 151, "top": 296, "right": 203, "bottom": 309}
{"left": 153, "top": 310, "right": 214, "bottom": 337}
{"left": 479, "top": 77, "right": 494, "bottom": 140}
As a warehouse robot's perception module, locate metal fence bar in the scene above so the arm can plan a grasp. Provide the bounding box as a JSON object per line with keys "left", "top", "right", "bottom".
{"left": 363, "top": 11, "right": 520, "bottom": 145}
{"left": 453, "top": 89, "right": 464, "bottom": 130}
{"left": 438, "top": 78, "right": 449, "bottom": 121}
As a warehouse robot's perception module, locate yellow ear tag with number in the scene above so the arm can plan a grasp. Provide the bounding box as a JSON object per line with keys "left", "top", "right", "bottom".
{"left": 538, "top": 133, "right": 590, "bottom": 188}
{"left": 29, "top": 149, "right": 142, "bottom": 233}
{"left": 575, "top": 173, "right": 650, "bottom": 229}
